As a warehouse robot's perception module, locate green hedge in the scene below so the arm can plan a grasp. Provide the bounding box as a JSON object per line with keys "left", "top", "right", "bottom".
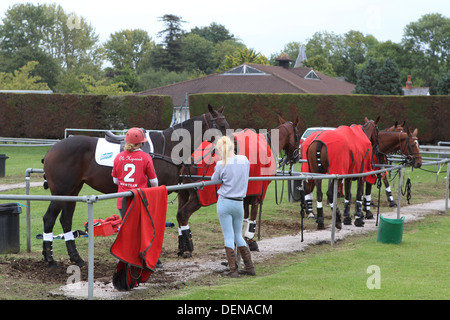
{"left": 189, "top": 93, "right": 449, "bottom": 144}
{"left": 0, "top": 93, "right": 173, "bottom": 139}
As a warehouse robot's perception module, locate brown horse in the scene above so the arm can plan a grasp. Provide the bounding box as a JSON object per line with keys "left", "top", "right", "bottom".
{"left": 41, "top": 105, "right": 229, "bottom": 268}
{"left": 176, "top": 116, "right": 300, "bottom": 258}
{"left": 302, "top": 117, "right": 380, "bottom": 229}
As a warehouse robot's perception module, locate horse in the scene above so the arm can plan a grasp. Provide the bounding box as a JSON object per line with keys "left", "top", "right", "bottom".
{"left": 176, "top": 116, "right": 300, "bottom": 258}
{"left": 41, "top": 104, "right": 230, "bottom": 268}
{"left": 361, "top": 125, "right": 422, "bottom": 217}
{"left": 362, "top": 121, "right": 406, "bottom": 215}
{"left": 301, "top": 117, "right": 380, "bottom": 229}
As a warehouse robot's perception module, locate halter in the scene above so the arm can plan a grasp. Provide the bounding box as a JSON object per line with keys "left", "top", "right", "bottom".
{"left": 375, "top": 130, "right": 422, "bottom": 167}
{"left": 277, "top": 121, "right": 300, "bottom": 166}
{"left": 203, "top": 112, "right": 226, "bottom": 130}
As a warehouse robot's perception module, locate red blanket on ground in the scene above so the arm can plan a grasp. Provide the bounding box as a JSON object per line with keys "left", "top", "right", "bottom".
{"left": 301, "top": 125, "right": 373, "bottom": 175}
{"left": 193, "top": 130, "right": 277, "bottom": 206}
{"left": 110, "top": 186, "right": 167, "bottom": 272}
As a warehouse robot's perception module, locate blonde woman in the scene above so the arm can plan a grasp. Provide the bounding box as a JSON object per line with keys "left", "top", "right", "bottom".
{"left": 211, "top": 136, "right": 255, "bottom": 277}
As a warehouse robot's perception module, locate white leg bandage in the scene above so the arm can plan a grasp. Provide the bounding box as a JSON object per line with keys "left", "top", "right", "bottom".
{"left": 43, "top": 232, "right": 53, "bottom": 241}
{"left": 64, "top": 231, "right": 75, "bottom": 241}
{"left": 178, "top": 225, "right": 190, "bottom": 235}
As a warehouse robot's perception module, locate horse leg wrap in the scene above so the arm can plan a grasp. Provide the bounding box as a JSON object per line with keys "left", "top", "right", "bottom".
{"left": 305, "top": 193, "right": 314, "bottom": 218}
{"left": 334, "top": 207, "right": 342, "bottom": 230}
{"left": 178, "top": 227, "right": 194, "bottom": 258}
{"left": 65, "top": 239, "right": 85, "bottom": 267}
{"left": 385, "top": 187, "right": 397, "bottom": 207}
{"left": 354, "top": 201, "right": 365, "bottom": 227}
{"left": 316, "top": 207, "right": 325, "bottom": 230}
{"left": 42, "top": 239, "right": 57, "bottom": 268}
{"left": 363, "top": 196, "right": 374, "bottom": 219}
{"left": 343, "top": 201, "right": 352, "bottom": 225}
{"left": 244, "top": 220, "right": 259, "bottom": 252}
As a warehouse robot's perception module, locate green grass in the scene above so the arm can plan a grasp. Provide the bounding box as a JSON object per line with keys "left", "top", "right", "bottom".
{"left": 155, "top": 215, "right": 449, "bottom": 300}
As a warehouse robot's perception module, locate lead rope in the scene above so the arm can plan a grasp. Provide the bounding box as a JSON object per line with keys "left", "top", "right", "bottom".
{"left": 376, "top": 174, "right": 382, "bottom": 226}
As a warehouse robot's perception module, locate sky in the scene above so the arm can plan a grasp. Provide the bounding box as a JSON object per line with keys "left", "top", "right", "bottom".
{"left": 0, "top": 0, "right": 449, "bottom": 58}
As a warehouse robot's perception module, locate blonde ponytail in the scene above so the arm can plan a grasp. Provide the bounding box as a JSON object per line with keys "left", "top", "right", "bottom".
{"left": 215, "top": 136, "right": 234, "bottom": 166}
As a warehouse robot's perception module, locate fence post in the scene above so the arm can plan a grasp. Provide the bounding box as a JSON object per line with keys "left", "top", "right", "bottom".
{"left": 331, "top": 178, "right": 338, "bottom": 246}
{"left": 87, "top": 196, "right": 95, "bottom": 300}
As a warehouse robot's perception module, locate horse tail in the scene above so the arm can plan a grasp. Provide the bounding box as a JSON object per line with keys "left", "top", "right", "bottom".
{"left": 315, "top": 141, "right": 326, "bottom": 173}
{"left": 41, "top": 156, "right": 49, "bottom": 189}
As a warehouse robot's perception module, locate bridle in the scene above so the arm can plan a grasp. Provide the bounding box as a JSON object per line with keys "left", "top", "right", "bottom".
{"left": 203, "top": 112, "right": 227, "bottom": 131}
{"left": 375, "top": 130, "right": 422, "bottom": 167}
{"left": 278, "top": 121, "right": 300, "bottom": 166}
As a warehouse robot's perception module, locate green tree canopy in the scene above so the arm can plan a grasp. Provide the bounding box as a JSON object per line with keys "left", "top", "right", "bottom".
{"left": 0, "top": 61, "right": 51, "bottom": 90}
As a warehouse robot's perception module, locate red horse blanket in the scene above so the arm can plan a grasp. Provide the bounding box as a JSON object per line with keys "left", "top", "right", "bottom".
{"left": 193, "top": 130, "right": 277, "bottom": 206}
{"left": 301, "top": 125, "right": 373, "bottom": 175}
{"left": 110, "top": 186, "right": 167, "bottom": 290}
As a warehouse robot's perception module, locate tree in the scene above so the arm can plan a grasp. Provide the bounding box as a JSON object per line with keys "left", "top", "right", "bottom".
{"left": 218, "top": 48, "right": 269, "bottom": 71}
{"left": 0, "top": 3, "right": 103, "bottom": 88}
{"left": 156, "top": 14, "right": 186, "bottom": 72}
{"left": 182, "top": 33, "right": 214, "bottom": 74}
{"left": 402, "top": 13, "right": 450, "bottom": 88}
{"left": 104, "top": 29, "right": 154, "bottom": 72}
{"left": 435, "top": 70, "right": 450, "bottom": 95}
{"left": 302, "top": 56, "right": 337, "bottom": 77}
{"left": 354, "top": 58, "right": 403, "bottom": 95}
{"left": 189, "top": 22, "right": 235, "bottom": 43}
{"left": 0, "top": 61, "right": 51, "bottom": 90}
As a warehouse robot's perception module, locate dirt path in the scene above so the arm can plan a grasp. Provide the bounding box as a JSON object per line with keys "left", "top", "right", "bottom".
{"left": 52, "top": 198, "right": 448, "bottom": 299}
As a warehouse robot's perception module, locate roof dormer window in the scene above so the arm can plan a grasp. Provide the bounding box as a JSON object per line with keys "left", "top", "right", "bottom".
{"left": 221, "top": 64, "right": 268, "bottom": 75}
{"left": 305, "top": 70, "right": 320, "bottom": 80}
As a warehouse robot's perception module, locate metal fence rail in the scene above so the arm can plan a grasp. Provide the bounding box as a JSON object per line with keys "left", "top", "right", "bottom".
{"left": 0, "top": 147, "right": 449, "bottom": 300}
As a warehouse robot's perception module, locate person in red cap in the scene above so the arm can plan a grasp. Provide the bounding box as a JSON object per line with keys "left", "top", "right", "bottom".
{"left": 112, "top": 127, "right": 158, "bottom": 217}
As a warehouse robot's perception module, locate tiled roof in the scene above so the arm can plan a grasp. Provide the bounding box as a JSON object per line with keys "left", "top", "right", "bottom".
{"left": 137, "top": 63, "right": 355, "bottom": 106}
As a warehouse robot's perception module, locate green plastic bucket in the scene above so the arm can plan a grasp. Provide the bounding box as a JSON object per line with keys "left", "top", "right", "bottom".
{"left": 377, "top": 215, "right": 405, "bottom": 244}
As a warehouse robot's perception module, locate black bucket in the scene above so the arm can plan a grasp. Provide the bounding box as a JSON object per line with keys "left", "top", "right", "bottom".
{"left": 0, "top": 203, "right": 22, "bottom": 254}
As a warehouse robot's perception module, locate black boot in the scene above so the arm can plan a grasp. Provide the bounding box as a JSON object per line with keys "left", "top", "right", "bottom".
{"left": 363, "top": 198, "right": 374, "bottom": 219}
{"left": 316, "top": 207, "right": 325, "bottom": 230}
{"left": 343, "top": 202, "right": 352, "bottom": 225}
{"left": 177, "top": 228, "right": 194, "bottom": 258}
{"left": 306, "top": 199, "right": 315, "bottom": 218}
{"left": 65, "top": 240, "right": 85, "bottom": 267}
{"left": 354, "top": 201, "right": 365, "bottom": 227}
{"left": 386, "top": 190, "right": 397, "bottom": 207}
{"left": 42, "top": 241, "right": 57, "bottom": 268}
{"left": 335, "top": 207, "right": 342, "bottom": 229}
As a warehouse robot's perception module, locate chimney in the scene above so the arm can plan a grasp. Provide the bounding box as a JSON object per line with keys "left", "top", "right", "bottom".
{"left": 405, "top": 75, "right": 412, "bottom": 90}
{"left": 275, "top": 53, "right": 293, "bottom": 69}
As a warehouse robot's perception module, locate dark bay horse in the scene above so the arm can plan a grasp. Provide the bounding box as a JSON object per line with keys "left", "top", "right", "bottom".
{"left": 41, "top": 105, "right": 229, "bottom": 267}
{"left": 176, "top": 116, "right": 300, "bottom": 258}
{"left": 301, "top": 117, "right": 380, "bottom": 229}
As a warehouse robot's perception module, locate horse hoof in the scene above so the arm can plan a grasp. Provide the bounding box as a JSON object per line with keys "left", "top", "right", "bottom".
{"left": 343, "top": 217, "right": 352, "bottom": 225}
{"left": 317, "top": 223, "right": 325, "bottom": 230}
{"left": 389, "top": 202, "right": 397, "bottom": 208}
{"left": 364, "top": 210, "right": 374, "bottom": 219}
{"left": 354, "top": 218, "right": 365, "bottom": 227}
{"left": 47, "top": 261, "right": 58, "bottom": 269}
{"left": 247, "top": 240, "right": 259, "bottom": 252}
{"left": 182, "top": 252, "right": 192, "bottom": 259}
{"left": 71, "top": 258, "right": 85, "bottom": 267}
{"left": 335, "top": 221, "right": 342, "bottom": 230}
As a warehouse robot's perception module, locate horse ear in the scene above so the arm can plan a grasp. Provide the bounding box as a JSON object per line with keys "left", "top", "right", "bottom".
{"left": 294, "top": 115, "right": 299, "bottom": 126}
{"left": 217, "top": 105, "right": 224, "bottom": 114}
{"left": 278, "top": 115, "right": 286, "bottom": 124}
{"left": 208, "top": 104, "right": 214, "bottom": 114}
{"left": 364, "top": 117, "right": 369, "bottom": 123}
{"left": 375, "top": 116, "right": 380, "bottom": 124}
{"left": 412, "top": 128, "right": 418, "bottom": 137}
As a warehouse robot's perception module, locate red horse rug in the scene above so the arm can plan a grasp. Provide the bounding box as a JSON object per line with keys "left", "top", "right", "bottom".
{"left": 110, "top": 186, "right": 167, "bottom": 291}
{"left": 192, "top": 130, "right": 277, "bottom": 206}
{"left": 301, "top": 125, "right": 373, "bottom": 175}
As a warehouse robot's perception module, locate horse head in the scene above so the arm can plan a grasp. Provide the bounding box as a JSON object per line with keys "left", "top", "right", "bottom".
{"left": 278, "top": 115, "right": 301, "bottom": 165}
{"left": 402, "top": 127, "right": 422, "bottom": 168}
{"left": 363, "top": 116, "right": 380, "bottom": 147}
{"left": 204, "top": 104, "right": 229, "bottom": 137}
